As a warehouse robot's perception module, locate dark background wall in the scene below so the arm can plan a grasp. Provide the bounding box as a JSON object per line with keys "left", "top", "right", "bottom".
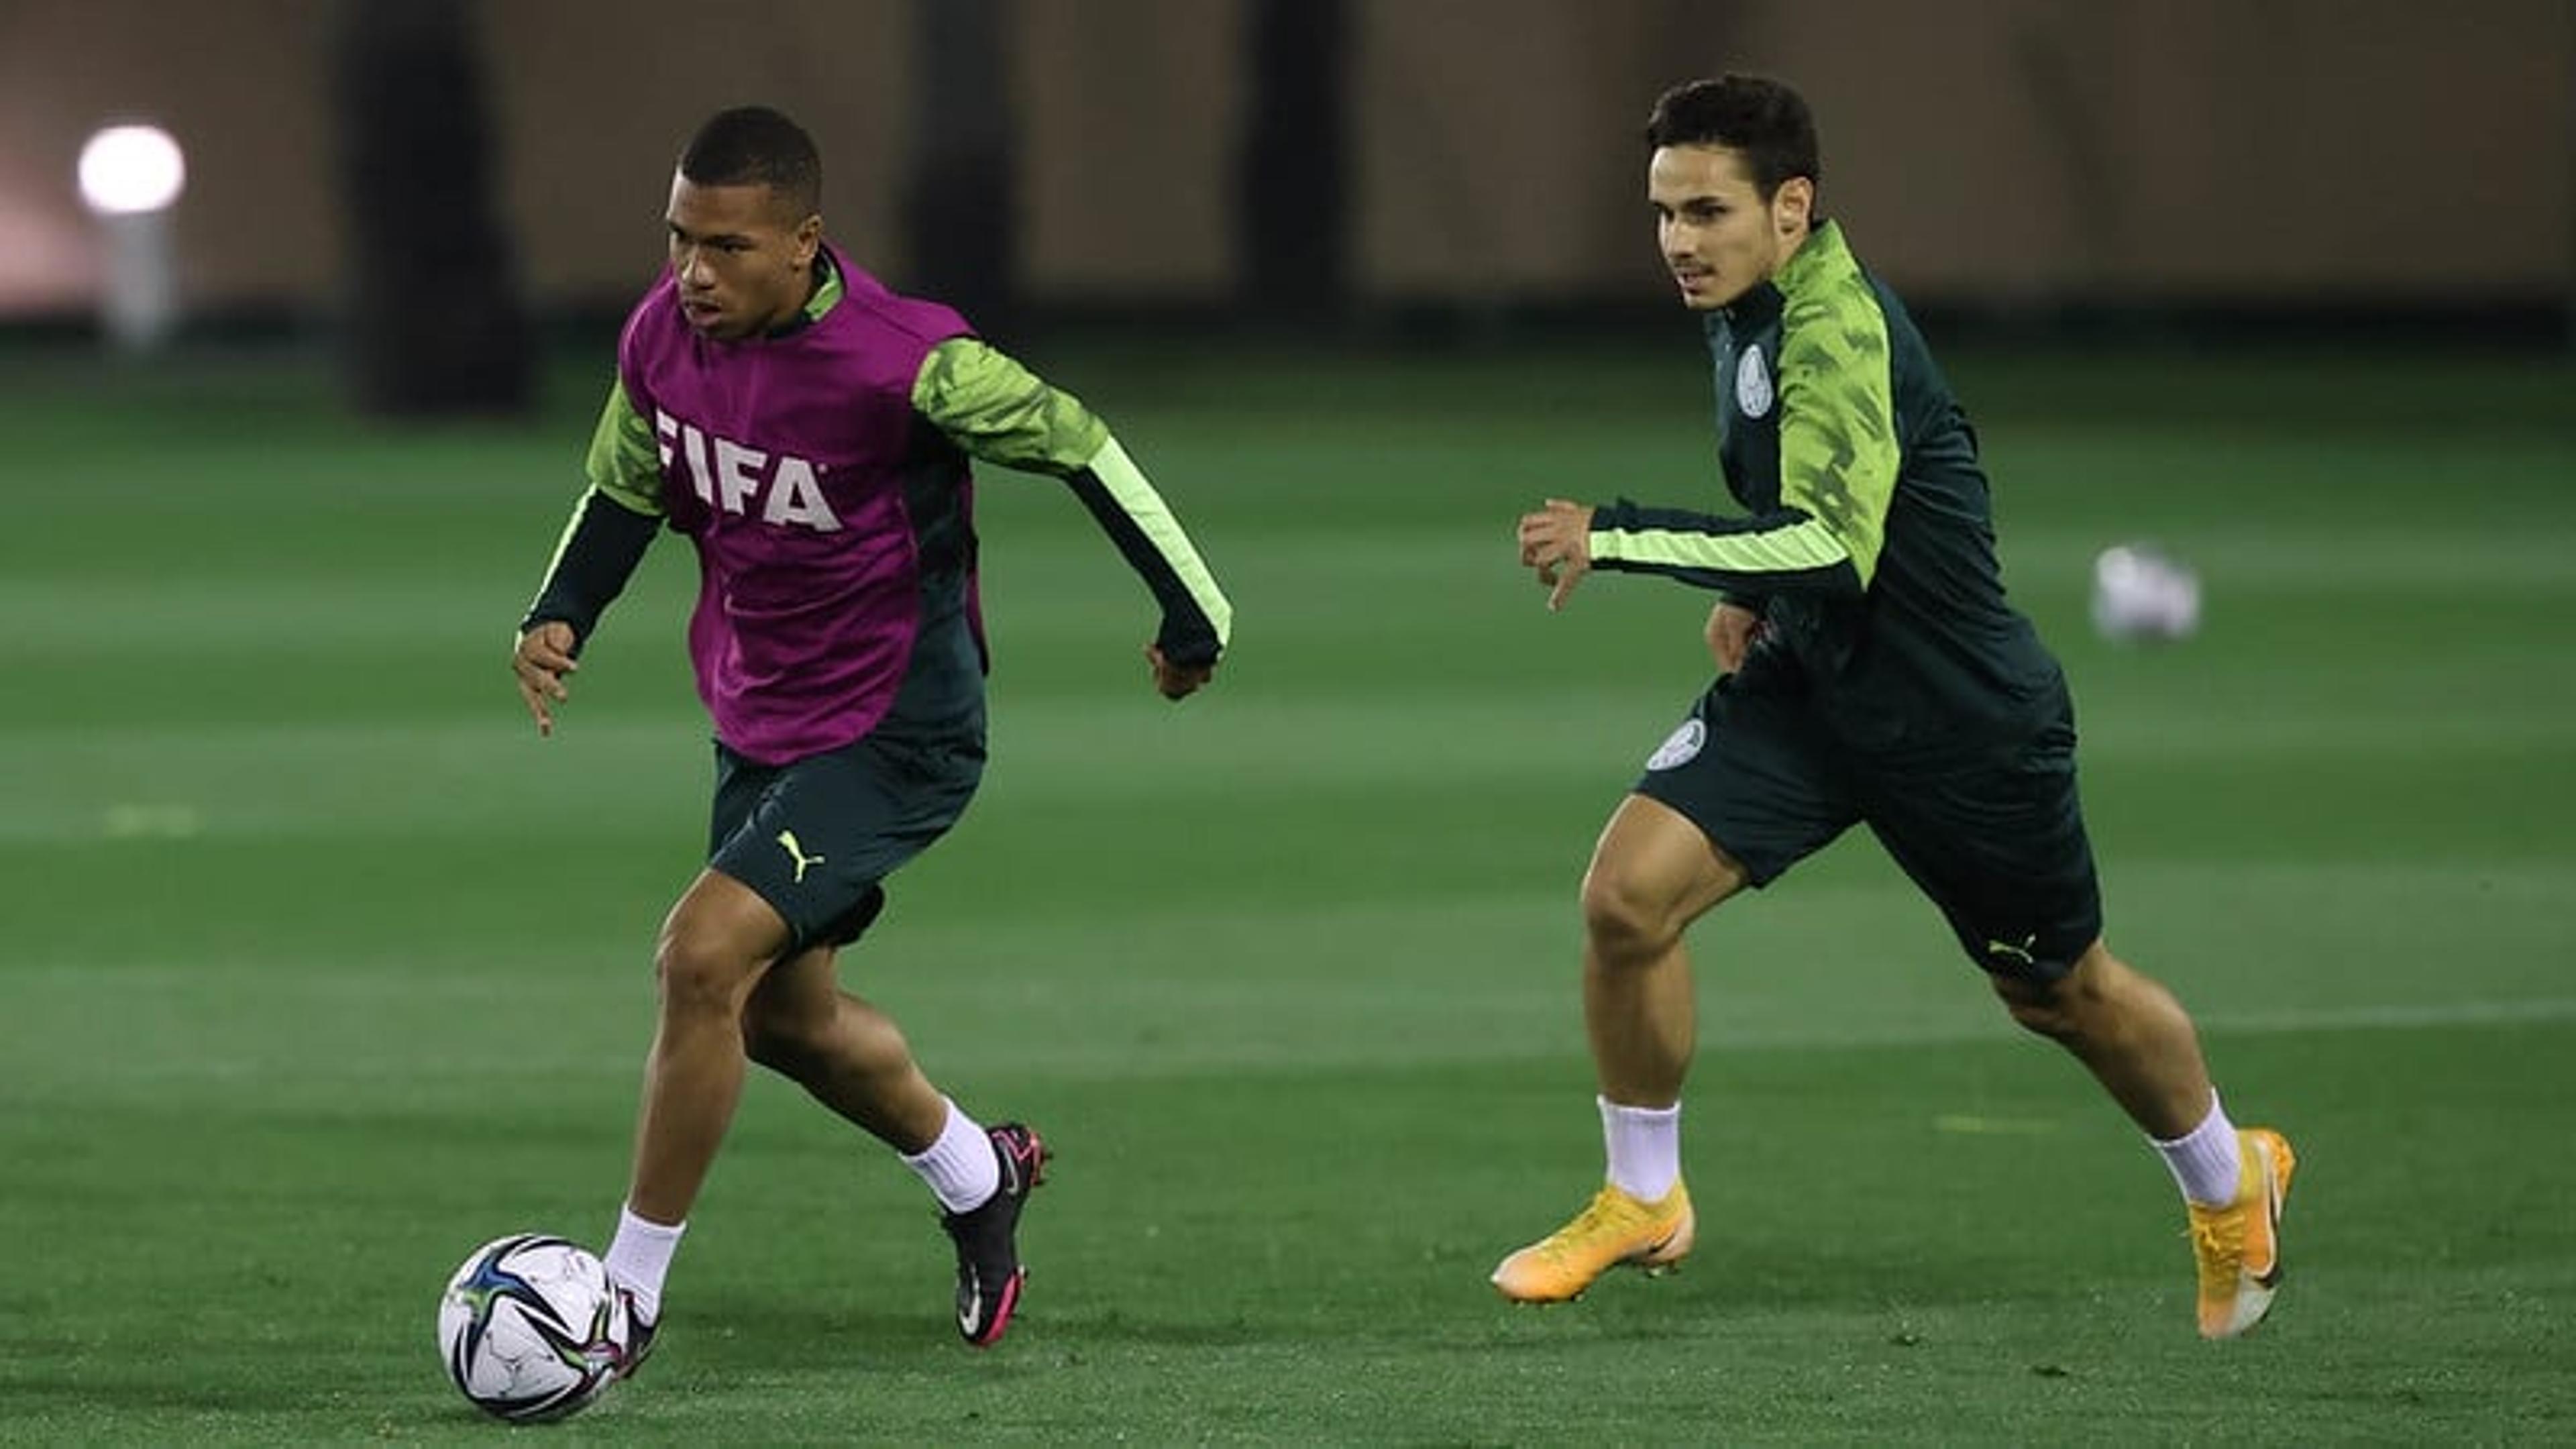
{"left": 1, "top": 0, "right": 2568, "bottom": 323}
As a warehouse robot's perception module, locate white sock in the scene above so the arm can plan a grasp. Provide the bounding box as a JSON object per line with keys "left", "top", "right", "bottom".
{"left": 1600, "top": 1095, "right": 1682, "bottom": 1201}
{"left": 902, "top": 1097, "right": 1000, "bottom": 1214}
{"left": 602, "top": 1205, "right": 684, "bottom": 1322}
{"left": 2152, "top": 1095, "right": 2243, "bottom": 1207}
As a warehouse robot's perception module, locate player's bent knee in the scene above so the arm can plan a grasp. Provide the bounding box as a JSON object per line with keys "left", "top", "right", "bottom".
{"left": 652, "top": 928, "right": 763, "bottom": 1018}
{"left": 1579, "top": 865, "right": 1693, "bottom": 963}
{"left": 1990, "top": 947, "right": 2109, "bottom": 1042}
{"left": 1994, "top": 977, "right": 2080, "bottom": 1041}
{"left": 652, "top": 871, "right": 794, "bottom": 1019}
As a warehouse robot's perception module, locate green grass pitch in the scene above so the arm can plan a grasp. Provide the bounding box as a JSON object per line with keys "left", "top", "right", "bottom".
{"left": 1, "top": 337, "right": 2572, "bottom": 1442}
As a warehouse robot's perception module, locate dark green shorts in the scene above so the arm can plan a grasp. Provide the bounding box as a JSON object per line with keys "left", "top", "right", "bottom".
{"left": 1631, "top": 670, "right": 2102, "bottom": 981}
{"left": 707, "top": 712, "right": 986, "bottom": 955}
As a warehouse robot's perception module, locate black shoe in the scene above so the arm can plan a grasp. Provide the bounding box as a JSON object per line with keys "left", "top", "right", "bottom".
{"left": 940, "top": 1122, "right": 1049, "bottom": 1346}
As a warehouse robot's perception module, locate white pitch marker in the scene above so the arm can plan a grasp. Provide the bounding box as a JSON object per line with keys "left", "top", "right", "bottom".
{"left": 1932, "top": 1114, "right": 2060, "bottom": 1136}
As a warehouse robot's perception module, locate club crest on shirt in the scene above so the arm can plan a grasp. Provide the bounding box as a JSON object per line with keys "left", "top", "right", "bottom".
{"left": 1735, "top": 345, "right": 1773, "bottom": 419}
{"left": 1646, "top": 717, "right": 1707, "bottom": 771}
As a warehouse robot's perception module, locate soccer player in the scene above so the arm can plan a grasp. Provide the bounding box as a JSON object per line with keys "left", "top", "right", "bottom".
{"left": 1499, "top": 75, "right": 2292, "bottom": 1338}
{"left": 510, "top": 106, "right": 1232, "bottom": 1367}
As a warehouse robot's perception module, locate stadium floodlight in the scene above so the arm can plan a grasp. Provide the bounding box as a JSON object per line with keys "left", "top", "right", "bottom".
{"left": 78, "top": 125, "right": 186, "bottom": 215}
{"left": 76, "top": 123, "right": 186, "bottom": 352}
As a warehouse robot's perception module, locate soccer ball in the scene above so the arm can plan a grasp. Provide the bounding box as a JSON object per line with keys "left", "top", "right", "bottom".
{"left": 2090, "top": 543, "right": 2201, "bottom": 643}
{"left": 437, "top": 1233, "right": 633, "bottom": 1422}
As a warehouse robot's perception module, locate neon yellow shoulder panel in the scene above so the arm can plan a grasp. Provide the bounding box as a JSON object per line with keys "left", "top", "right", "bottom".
{"left": 910, "top": 337, "right": 1110, "bottom": 473}
{"left": 582, "top": 380, "right": 665, "bottom": 517}
{"left": 1772, "top": 223, "right": 1897, "bottom": 585}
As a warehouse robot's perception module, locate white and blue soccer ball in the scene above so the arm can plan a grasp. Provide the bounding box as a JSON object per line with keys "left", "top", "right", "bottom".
{"left": 437, "top": 1233, "right": 632, "bottom": 1423}
{"left": 2090, "top": 543, "right": 2202, "bottom": 643}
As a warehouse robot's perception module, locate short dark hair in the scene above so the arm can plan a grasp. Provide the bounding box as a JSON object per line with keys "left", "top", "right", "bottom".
{"left": 1644, "top": 76, "right": 1819, "bottom": 201}
{"left": 680, "top": 105, "right": 822, "bottom": 218}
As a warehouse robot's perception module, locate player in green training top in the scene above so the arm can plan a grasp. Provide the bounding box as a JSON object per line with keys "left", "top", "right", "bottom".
{"left": 1498, "top": 75, "right": 2294, "bottom": 1339}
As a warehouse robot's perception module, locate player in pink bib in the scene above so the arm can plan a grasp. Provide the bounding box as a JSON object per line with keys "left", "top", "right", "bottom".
{"left": 511, "top": 107, "right": 1231, "bottom": 1369}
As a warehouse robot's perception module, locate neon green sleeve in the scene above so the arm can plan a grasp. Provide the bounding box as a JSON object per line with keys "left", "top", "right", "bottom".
{"left": 1770, "top": 267, "right": 1898, "bottom": 586}
{"left": 582, "top": 379, "right": 665, "bottom": 518}
{"left": 912, "top": 338, "right": 1232, "bottom": 661}
{"left": 910, "top": 336, "right": 1110, "bottom": 474}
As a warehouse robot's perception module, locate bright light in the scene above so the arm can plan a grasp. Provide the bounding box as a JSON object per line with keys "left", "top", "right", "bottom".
{"left": 78, "top": 125, "right": 186, "bottom": 216}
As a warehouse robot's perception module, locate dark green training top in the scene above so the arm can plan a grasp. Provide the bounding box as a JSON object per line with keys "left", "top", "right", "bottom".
{"left": 1586, "top": 220, "right": 2061, "bottom": 757}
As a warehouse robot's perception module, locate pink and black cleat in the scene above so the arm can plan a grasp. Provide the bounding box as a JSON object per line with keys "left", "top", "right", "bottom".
{"left": 940, "top": 1122, "right": 1049, "bottom": 1347}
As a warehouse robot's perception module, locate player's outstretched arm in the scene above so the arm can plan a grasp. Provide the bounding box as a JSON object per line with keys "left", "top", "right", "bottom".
{"left": 511, "top": 380, "right": 667, "bottom": 735}
{"left": 1583, "top": 495, "right": 1866, "bottom": 600}
{"left": 912, "top": 337, "right": 1233, "bottom": 700}
{"left": 1058, "top": 433, "right": 1230, "bottom": 697}
{"left": 1525, "top": 504, "right": 1766, "bottom": 667}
